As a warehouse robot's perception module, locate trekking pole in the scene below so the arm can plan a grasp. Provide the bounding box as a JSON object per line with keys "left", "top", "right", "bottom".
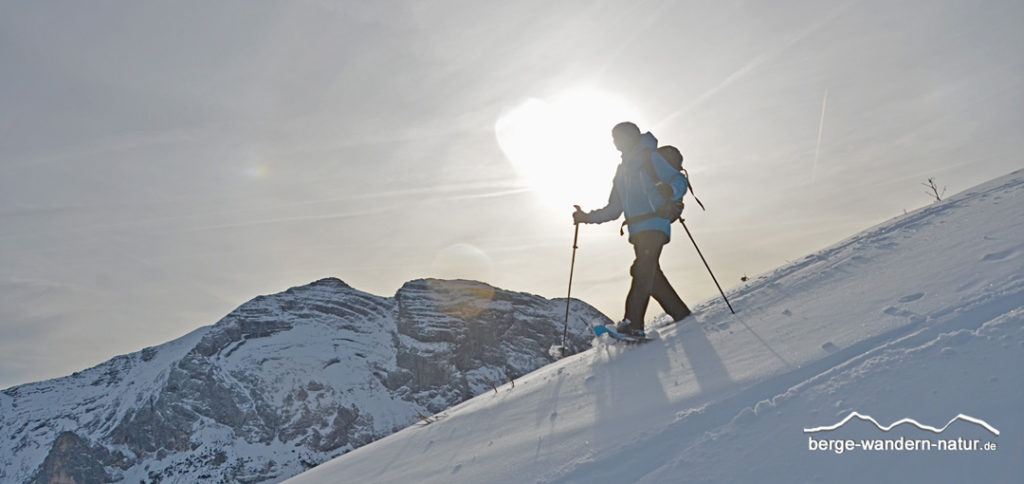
{"left": 561, "top": 208, "right": 582, "bottom": 350}
{"left": 679, "top": 217, "right": 735, "bottom": 314}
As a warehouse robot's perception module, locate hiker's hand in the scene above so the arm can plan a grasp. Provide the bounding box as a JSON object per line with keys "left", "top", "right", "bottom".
{"left": 656, "top": 199, "right": 684, "bottom": 221}
{"left": 572, "top": 205, "right": 588, "bottom": 225}
{"left": 655, "top": 182, "right": 674, "bottom": 201}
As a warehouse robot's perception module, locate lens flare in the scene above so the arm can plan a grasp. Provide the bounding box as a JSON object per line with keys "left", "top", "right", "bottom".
{"left": 429, "top": 243, "right": 497, "bottom": 319}
{"left": 426, "top": 279, "right": 496, "bottom": 320}
{"left": 245, "top": 163, "right": 272, "bottom": 179}
{"left": 431, "top": 243, "right": 494, "bottom": 281}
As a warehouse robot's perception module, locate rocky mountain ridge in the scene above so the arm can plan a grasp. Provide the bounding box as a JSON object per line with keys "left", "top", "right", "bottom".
{"left": 0, "top": 278, "right": 606, "bottom": 483}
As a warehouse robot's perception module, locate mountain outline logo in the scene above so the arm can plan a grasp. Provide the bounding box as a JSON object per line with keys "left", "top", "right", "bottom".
{"left": 804, "top": 412, "right": 1000, "bottom": 436}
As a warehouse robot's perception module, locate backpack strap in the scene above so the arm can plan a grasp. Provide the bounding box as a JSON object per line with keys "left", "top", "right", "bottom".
{"left": 639, "top": 156, "right": 674, "bottom": 203}
{"left": 620, "top": 213, "right": 659, "bottom": 235}
{"left": 680, "top": 168, "right": 705, "bottom": 211}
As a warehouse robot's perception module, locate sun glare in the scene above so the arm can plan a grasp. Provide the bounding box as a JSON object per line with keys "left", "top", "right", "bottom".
{"left": 495, "top": 90, "right": 642, "bottom": 212}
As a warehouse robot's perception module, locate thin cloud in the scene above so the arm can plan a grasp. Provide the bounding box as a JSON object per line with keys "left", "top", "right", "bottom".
{"left": 656, "top": 1, "right": 858, "bottom": 128}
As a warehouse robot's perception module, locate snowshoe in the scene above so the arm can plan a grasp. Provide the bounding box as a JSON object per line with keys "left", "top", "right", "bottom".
{"left": 594, "top": 324, "right": 651, "bottom": 344}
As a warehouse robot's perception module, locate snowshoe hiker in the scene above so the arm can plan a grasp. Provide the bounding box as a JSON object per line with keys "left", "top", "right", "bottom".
{"left": 573, "top": 122, "right": 692, "bottom": 337}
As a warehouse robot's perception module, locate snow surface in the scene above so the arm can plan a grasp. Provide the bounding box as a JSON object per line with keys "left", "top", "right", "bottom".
{"left": 287, "top": 170, "right": 1024, "bottom": 483}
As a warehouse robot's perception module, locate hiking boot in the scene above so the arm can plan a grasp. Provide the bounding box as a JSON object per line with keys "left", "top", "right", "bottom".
{"left": 614, "top": 319, "right": 645, "bottom": 336}
{"left": 622, "top": 327, "right": 646, "bottom": 338}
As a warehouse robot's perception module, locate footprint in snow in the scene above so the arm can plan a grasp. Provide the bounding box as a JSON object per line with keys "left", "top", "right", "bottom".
{"left": 982, "top": 248, "right": 1016, "bottom": 262}
{"left": 884, "top": 306, "right": 911, "bottom": 317}
{"left": 898, "top": 293, "right": 924, "bottom": 303}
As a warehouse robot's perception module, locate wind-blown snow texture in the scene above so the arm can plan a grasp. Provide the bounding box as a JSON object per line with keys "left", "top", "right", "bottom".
{"left": 289, "top": 170, "right": 1024, "bottom": 484}
{"left": 0, "top": 279, "right": 605, "bottom": 483}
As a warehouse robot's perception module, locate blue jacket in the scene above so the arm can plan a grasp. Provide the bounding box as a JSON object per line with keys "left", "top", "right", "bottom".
{"left": 585, "top": 132, "right": 688, "bottom": 242}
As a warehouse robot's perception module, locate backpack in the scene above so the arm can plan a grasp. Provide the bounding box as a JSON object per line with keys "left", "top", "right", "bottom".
{"left": 645, "top": 145, "right": 705, "bottom": 212}
{"left": 620, "top": 145, "right": 705, "bottom": 235}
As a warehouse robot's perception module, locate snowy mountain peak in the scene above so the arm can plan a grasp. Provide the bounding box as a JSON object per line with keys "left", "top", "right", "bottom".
{"left": 0, "top": 278, "right": 608, "bottom": 483}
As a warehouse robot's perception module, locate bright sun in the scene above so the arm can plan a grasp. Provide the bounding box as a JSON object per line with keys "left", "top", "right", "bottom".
{"left": 495, "top": 90, "right": 642, "bottom": 212}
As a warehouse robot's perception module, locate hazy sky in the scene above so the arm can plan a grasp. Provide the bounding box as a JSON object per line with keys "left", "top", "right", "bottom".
{"left": 2, "top": 0, "right": 1022, "bottom": 389}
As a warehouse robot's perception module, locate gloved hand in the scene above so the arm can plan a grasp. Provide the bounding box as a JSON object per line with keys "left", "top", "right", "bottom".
{"left": 654, "top": 181, "right": 674, "bottom": 202}
{"left": 572, "top": 204, "right": 588, "bottom": 225}
{"left": 655, "top": 199, "right": 684, "bottom": 221}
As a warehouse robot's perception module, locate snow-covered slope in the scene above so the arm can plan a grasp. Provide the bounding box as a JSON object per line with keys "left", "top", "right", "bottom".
{"left": 0, "top": 279, "right": 606, "bottom": 483}
{"left": 288, "top": 169, "right": 1024, "bottom": 483}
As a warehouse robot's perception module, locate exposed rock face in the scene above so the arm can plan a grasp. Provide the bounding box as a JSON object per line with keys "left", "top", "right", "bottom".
{"left": 30, "top": 432, "right": 127, "bottom": 484}
{"left": 0, "top": 278, "right": 606, "bottom": 483}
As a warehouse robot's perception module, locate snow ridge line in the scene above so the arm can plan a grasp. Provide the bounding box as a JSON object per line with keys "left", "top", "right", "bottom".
{"left": 803, "top": 412, "right": 1001, "bottom": 436}
{"left": 721, "top": 172, "right": 1024, "bottom": 305}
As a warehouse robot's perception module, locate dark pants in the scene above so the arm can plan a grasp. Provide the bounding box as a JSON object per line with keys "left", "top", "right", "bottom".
{"left": 624, "top": 231, "right": 690, "bottom": 330}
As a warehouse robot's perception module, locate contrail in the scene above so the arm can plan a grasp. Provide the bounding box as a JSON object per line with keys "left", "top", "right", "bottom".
{"left": 813, "top": 89, "right": 828, "bottom": 181}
